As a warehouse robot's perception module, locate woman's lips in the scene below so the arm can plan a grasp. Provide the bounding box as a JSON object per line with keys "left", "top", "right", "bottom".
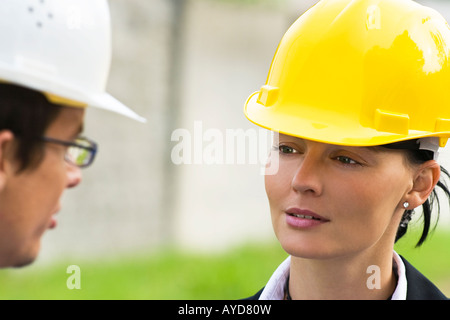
{"left": 285, "top": 207, "right": 329, "bottom": 229}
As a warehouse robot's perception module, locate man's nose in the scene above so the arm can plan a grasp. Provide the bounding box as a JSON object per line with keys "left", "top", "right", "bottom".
{"left": 66, "top": 164, "right": 82, "bottom": 189}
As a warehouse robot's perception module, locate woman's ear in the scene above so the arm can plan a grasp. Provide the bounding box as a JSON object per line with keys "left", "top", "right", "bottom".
{"left": 0, "top": 130, "right": 15, "bottom": 191}
{"left": 407, "top": 160, "right": 441, "bottom": 209}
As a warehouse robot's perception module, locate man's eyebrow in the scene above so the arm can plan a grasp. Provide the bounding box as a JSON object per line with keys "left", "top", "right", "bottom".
{"left": 71, "top": 124, "right": 84, "bottom": 139}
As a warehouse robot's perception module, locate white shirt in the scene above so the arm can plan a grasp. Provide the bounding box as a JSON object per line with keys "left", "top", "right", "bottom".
{"left": 259, "top": 251, "right": 407, "bottom": 300}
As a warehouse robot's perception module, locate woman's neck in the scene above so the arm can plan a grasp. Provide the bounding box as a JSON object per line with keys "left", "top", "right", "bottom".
{"left": 288, "top": 249, "right": 397, "bottom": 300}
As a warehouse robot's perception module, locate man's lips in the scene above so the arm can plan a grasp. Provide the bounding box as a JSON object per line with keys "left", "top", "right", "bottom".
{"left": 48, "top": 216, "right": 58, "bottom": 229}
{"left": 48, "top": 205, "right": 61, "bottom": 229}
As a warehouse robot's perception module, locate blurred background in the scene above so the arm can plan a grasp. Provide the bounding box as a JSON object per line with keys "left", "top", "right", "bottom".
{"left": 0, "top": 0, "right": 450, "bottom": 299}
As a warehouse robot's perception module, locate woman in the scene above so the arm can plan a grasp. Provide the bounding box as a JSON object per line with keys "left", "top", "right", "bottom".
{"left": 244, "top": 0, "right": 450, "bottom": 299}
{"left": 0, "top": 1, "right": 144, "bottom": 268}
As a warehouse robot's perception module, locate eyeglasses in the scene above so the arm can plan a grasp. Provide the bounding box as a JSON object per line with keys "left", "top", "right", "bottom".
{"left": 41, "top": 136, "right": 98, "bottom": 168}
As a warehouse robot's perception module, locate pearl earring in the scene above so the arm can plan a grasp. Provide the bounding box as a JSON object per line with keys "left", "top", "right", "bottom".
{"left": 400, "top": 201, "right": 414, "bottom": 228}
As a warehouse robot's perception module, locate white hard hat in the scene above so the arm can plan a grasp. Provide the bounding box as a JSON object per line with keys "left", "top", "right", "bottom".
{"left": 0, "top": 0, "right": 145, "bottom": 122}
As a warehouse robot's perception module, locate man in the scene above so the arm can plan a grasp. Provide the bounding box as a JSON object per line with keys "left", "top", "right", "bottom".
{"left": 0, "top": 0, "right": 145, "bottom": 268}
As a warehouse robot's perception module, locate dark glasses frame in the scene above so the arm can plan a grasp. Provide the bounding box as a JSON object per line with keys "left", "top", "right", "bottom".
{"left": 40, "top": 136, "right": 98, "bottom": 168}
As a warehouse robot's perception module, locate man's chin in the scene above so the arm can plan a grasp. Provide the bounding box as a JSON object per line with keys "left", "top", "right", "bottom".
{"left": 6, "top": 244, "right": 40, "bottom": 268}
{"left": 0, "top": 255, "right": 36, "bottom": 268}
{"left": 12, "top": 256, "right": 37, "bottom": 268}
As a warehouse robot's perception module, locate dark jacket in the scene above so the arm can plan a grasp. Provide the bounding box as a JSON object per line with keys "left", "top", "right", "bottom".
{"left": 244, "top": 256, "right": 447, "bottom": 300}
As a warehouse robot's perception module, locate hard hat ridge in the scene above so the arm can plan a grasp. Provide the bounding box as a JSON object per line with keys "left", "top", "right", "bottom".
{"left": 0, "top": 0, "right": 145, "bottom": 122}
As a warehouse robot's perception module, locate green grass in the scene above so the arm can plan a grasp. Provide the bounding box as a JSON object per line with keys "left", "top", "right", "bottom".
{"left": 394, "top": 227, "right": 450, "bottom": 295}
{"left": 0, "top": 242, "right": 288, "bottom": 300}
{"left": 0, "top": 228, "right": 448, "bottom": 299}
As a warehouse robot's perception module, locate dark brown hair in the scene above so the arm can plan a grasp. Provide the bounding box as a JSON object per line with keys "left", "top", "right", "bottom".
{"left": 0, "top": 83, "right": 62, "bottom": 172}
{"left": 383, "top": 140, "right": 450, "bottom": 247}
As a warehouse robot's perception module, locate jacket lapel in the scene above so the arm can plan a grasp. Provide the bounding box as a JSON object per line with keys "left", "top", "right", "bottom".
{"left": 400, "top": 256, "right": 447, "bottom": 300}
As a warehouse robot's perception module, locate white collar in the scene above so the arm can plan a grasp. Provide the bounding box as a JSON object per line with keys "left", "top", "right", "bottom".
{"left": 259, "top": 251, "right": 407, "bottom": 300}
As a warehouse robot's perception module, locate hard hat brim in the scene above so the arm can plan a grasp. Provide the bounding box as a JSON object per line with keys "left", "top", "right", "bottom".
{"left": 0, "top": 62, "right": 146, "bottom": 123}
{"left": 244, "top": 91, "right": 447, "bottom": 147}
{"left": 87, "top": 92, "right": 146, "bottom": 123}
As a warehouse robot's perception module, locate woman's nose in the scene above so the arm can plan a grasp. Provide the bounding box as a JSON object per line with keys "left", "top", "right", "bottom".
{"left": 66, "top": 164, "right": 82, "bottom": 189}
{"left": 291, "top": 153, "right": 323, "bottom": 196}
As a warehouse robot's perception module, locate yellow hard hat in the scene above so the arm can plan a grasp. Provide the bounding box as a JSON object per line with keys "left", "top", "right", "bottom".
{"left": 244, "top": 0, "right": 450, "bottom": 148}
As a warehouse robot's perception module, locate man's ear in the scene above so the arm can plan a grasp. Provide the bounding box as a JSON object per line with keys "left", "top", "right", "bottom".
{"left": 406, "top": 160, "right": 441, "bottom": 209}
{"left": 0, "top": 130, "right": 15, "bottom": 191}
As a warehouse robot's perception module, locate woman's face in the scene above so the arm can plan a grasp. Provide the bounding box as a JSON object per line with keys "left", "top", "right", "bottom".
{"left": 265, "top": 134, "right": 417, "bottom": 260}
{"left": 0, "top": 107, "right": 84, "bottom": 267}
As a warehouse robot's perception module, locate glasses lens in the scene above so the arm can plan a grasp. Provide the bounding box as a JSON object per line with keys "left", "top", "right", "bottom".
{"left": 66, "top": 138, "right": 96, "bottom": 167}
{"left": 67, "top": 145, "right": 91, "bottom": 167}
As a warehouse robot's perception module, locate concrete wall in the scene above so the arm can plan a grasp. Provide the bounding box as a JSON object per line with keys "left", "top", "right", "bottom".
{"left": 39, "top": 0, "right": 303, "bottom": 262}
{"left": 39, "top": 0, "right": 450, "bottom": 263}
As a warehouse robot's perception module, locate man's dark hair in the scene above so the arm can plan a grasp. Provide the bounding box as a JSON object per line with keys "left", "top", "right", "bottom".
{"left": 0, "top": 83, "right": 62, "bottom": 172}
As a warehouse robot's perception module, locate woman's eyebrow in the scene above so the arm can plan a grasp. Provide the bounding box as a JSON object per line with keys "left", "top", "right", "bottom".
{"left": 277, "top": 135, "right": 387, "bottom": 154}
{"left": 327, "top": 145, "right": 388, "bottom": 160}
{"left": 364, "top": 146, "right": 388, "bottom": 153}
{"left": 341, "top": 146, "right": 385, "bottom": 155}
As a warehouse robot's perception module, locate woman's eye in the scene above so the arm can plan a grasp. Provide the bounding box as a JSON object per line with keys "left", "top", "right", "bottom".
{"left": 279, "top": 145, "right": 297, "bottom": 154}
{"left": 335, "top": 156, "right": 359, "bottom": 165}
